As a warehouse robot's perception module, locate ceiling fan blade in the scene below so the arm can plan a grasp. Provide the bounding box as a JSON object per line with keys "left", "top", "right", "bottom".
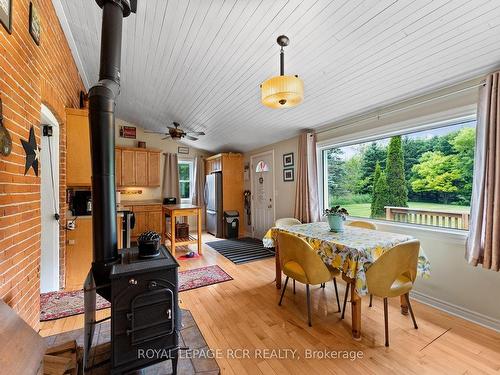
{"left": 162, "top": 135, "right": 171, "bottom": 140}
{"left": 184, "top": 135, "right": 198, "bottom": 141}
{"left": 144, "top": 130, "right": 166, "bottom": 134}
{"left": 186, "top": 131, "right": 205, "bottom": 136}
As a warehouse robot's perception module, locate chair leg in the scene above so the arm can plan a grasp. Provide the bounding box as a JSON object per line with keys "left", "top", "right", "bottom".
{"left": 369, "top": 294, "right": 373, "bottom": 307}
{"left": 405, "top": 293, "right": 418, "bottom": 329}
{"left": 278, "top": 277, "right": 289, "bottom": 306}
{"left": 293, "top": 279, "right": 296, "bottom": 294}
{"left": 320, "top": 283, "right": 325, "bottom": 288}
{"left": 383, "top": 297, "right": 389, "bottom": 347}
{"left": 333, "top": 278, "right": 341, "bottom": 312}
{"left": 341, "top": 282, "right": 349, "bottom": 319}
{"left": 306, "top": 284, "right": 312, "bottom": 327}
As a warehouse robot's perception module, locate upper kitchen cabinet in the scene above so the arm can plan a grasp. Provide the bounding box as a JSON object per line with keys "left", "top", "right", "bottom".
{"left": 116, "top": 146, "right": 161, "bottom": 188}
{"left": 66, "top": 108, "right": 91, "bottom": 186}
{"left": 66, "top": 108, "right": 161, "bottom": 188}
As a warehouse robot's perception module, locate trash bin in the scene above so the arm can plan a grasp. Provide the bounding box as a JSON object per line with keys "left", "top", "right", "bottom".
{"left": 224, "top": 211, "right": 239, "bottom": 239}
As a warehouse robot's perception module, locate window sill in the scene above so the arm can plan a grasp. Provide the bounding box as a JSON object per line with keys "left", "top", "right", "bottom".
{"left": 346, "top": 217, "right": 468, "bottom": 245}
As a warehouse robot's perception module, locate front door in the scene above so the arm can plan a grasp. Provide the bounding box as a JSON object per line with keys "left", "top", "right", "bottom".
{"left": 251, "top": 151, "right": 275, "bottom": 239}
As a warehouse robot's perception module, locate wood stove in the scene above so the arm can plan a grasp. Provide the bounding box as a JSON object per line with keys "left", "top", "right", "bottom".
{"left": 110, "top": 245, "right": 180, "bottom": 374}
{"left": 83, "top": 1, "right": 180, "bottom": 373}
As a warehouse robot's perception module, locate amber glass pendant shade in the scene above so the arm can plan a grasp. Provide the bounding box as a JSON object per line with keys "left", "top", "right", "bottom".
{"left": 261, "top": 35, "right": 303, "bottom": 109}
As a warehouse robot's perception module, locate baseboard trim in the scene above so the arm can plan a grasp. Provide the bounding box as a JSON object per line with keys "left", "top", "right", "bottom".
{"left": 410, "top": 290, "right": 500, "bottom": 332}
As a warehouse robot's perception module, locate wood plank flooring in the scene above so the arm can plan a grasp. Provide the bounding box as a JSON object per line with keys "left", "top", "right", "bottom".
{"left": 40, "top": 234, "right": 500, "bottom": 375}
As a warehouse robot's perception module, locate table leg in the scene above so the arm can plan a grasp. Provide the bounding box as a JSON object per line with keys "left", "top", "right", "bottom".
{"left": 351, "top": 283, "right": 362, "bottom": 340}
{"left": 400, "top": 294, "right": 409, "bottom": 315}
{"left": 275, "top": 241, "right": 281, "bottom": 289}
{"left": 170, "top": 213, "right": 176, "bottom": 256}
{"left": 197, "top": 208, "right": 202, "bottom": 255}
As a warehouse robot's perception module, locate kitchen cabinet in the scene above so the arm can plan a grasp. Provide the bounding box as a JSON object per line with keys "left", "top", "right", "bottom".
{"left": 65, "top": 216, "right": 123, "bottom": 290}
{"left": 116, "top": 147, "right": 161, "bottom": 188}
{"left": 65, "top": 108, "right": 161, "bottom": 188}
{"left": 148, "top": 151, "right": 161, "bottom": 186}
{"left": 66, "top": 108, "right": 91, "bottom": 186}
{"left": 126, "top": 203, "right": 163, "bottom": 241}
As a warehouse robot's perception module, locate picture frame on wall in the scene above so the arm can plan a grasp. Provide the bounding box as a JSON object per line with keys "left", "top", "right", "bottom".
{"left": 29, "top": 2, "right": 41, "bottom": 46}
{"left": 283, "top": 168, "right": 294, "bottom": 182}
{"left": 283, "top": 152, "right": 294, "bottom": 167}
{"left": 178, "top": 146, "right": 189, "bottom": 155}
{"left": 0, "top": 0, "right": 12, "bottom": 34}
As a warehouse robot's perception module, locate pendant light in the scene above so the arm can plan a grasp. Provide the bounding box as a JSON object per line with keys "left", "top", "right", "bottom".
{"left": 261, "top": 35, "right": 304, "bottom": 109}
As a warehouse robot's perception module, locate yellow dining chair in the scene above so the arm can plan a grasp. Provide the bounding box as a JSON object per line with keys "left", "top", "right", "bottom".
{"left": 275, "top": 217, "right": 302, "bottom": 228}
{"left": 365, "top": 239, "right": 420, "bottom": 346}
{"left": 277, "top": 231, "right": 341, "bottom": 326}
{"left": 348, "top": 220, "right": 377, "bottom": 230}
{"left": 347, "top": 220, "right": 377, "bottom": 307}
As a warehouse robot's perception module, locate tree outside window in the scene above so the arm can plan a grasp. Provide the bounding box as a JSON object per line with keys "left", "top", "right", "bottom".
{"left": 178, "top": 160, "right": 193, "bottom": 202}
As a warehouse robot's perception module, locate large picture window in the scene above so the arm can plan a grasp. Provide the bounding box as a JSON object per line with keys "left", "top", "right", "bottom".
{"left": 321, "top": 118, "right": 476, "bottom": 230}
{"left": 178, "top": 160, "right": 193, "bottom": 202}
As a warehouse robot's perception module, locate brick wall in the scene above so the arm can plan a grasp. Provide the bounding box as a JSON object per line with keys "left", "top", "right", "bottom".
{"left": 0, "top": 0, "right": 84, "bottom": 329}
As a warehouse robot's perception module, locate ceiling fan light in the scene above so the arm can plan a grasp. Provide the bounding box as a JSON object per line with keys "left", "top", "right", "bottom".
{"left": 261, "top": 75, "right": 304, "bottom": 109}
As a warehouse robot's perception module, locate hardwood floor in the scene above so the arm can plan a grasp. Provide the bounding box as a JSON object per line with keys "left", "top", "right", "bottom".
{"left": 40, "top": 233, "right": 500, "bottom": 374}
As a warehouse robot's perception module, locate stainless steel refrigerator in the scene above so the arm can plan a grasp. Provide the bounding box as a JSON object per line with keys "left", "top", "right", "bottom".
{"left": 205, "top": 172, "right": 223, "bottom": 237}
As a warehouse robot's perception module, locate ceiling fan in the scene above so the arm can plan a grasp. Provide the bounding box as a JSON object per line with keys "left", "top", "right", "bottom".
{"left": 145, "top": 122, "right": 205, "bottom": 141}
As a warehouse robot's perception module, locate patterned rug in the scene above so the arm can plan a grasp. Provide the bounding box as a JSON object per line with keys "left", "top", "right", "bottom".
{"left": 40, "top": 265, "right": 232, "bottom": 321}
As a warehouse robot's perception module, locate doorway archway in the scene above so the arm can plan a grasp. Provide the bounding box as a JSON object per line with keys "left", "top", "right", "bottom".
{"left": 40, "top": 105, "right": 60, "bottom": 292}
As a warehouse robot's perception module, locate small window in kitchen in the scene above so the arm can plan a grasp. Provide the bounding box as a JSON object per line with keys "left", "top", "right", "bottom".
{"left": 178, "top": 160, "right": 194, "bottom": 203}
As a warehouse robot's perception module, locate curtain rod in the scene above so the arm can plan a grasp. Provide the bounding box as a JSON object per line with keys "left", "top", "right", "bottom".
{"left": 316, "top": 80, "right": 485, "bottom": 135}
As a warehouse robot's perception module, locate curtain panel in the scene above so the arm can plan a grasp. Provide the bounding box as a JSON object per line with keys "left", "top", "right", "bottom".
{"left": 192, "top": 156, "right": 205, "bottom": 207}
{"left": 466, "top": 71, "right": 500, "bottom": 271}
{"left": 294, "top": 132, "right": 321, "bottom": 223}
{"left": 162, "top": 153, "right": 180, "bottom": 203}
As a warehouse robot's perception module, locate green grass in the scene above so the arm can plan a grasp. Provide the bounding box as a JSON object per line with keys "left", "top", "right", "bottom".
{"left": 342, "top": 201, "right": 470, "bottom": 218}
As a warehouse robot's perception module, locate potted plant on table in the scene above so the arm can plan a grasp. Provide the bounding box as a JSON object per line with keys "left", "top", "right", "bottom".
{"left": 323, "top": 205, "right": 349, "bottom": 232}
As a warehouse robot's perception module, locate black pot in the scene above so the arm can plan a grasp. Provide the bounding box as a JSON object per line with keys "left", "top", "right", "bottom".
{"left": 137, "top": 231, "right": 161, "bottom": 258}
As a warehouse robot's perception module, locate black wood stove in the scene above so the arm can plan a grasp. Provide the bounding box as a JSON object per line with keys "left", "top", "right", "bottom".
{"left": 82, "top": 1, "right": 180, "bottom": 373}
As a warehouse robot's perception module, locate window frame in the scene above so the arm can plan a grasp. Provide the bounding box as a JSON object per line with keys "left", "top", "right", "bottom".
{"left": 317, "top": 114, "right": 477, "bottom": 233}
{"left": 178, "top": 159, "right": 194, "bottom": 204}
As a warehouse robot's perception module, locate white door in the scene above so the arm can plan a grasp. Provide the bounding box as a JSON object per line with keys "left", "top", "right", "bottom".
{"left": 251, "top": 151, "right": 275, "bottom": 239}
{"left": 40, "top": 105, "right": 60, "bottom": 292}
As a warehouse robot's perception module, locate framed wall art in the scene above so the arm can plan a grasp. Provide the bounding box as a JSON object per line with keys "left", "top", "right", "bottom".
{"left": 29, "top": 2, "right": 41, "bottom": 45}
{"left": 283, "top": 168, "right": 294, "bottom": 182}
{"left": 283, "top": 152, "right": 294, "bottom": 167}
{"left": 0, "top": 0, "right": 12, "bottom": 34}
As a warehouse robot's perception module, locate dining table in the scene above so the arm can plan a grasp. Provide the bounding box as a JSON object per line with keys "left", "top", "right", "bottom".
{"left": 263, "top": 222, "right": 431, "bottom": 340}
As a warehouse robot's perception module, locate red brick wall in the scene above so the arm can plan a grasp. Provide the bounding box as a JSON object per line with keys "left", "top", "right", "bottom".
{"left": 0, "top": 0, "right": 84, "bottom": 329}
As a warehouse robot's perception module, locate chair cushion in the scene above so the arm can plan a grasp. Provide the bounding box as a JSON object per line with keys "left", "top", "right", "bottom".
{"left": 387, "top": 275, "right": 413, "bottom": 297}
{"left": 283, "top": 261, "right": 309, "bottom": 284}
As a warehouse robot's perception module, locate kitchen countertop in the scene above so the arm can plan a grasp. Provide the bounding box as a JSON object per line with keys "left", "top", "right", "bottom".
{"left": 119, "top": 199, "right": 162, "bottom": 206}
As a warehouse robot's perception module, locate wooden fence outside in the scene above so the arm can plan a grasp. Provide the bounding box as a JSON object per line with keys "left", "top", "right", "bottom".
{"left": 385, "top": 206, "right": 470, "bottom": 230}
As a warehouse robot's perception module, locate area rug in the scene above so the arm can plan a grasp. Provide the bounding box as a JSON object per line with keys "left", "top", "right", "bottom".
{"left": 40, "top": 265, "right": 232, "bottom": 321}
{"left": 205, "top": 237, "right": 275, "bottom": 264}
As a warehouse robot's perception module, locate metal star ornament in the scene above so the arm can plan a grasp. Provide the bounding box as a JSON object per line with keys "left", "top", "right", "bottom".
{"left": 21, "top": 126, "right": 39, "bottom": 176}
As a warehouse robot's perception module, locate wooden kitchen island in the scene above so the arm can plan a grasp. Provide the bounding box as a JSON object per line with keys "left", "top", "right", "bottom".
{"left": 162, "top": 204, "right": 202, "bottom": 256}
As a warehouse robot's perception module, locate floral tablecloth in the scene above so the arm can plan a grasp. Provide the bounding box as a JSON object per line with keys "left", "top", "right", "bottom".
{"left": 263, "top": 222, "right": 431, "bottom": 296}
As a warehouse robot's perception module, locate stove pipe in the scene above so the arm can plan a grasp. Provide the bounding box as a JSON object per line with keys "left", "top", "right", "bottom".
{"left": 89, "top": 0, "right": 136, "bottom": 295}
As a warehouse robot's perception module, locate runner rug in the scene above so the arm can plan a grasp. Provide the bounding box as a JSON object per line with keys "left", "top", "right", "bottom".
{"left": 40, "top": 265, "right": 232, "bottom": 321}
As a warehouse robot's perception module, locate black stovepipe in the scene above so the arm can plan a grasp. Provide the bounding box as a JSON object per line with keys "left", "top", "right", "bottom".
{"left": 89, "top": 0, "right": 135, "bottom": 295}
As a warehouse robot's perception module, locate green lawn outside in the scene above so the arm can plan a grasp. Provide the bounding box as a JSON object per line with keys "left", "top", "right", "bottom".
{"left": 343, "top": 201, "right": 471, "bottom": 218}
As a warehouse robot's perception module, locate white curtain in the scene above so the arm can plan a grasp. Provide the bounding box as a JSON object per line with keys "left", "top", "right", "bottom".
{"left": 162, "top": 153, "right": 180, "bottom": 203}
{"left": 294, "top": 132, "right": 320, "bottom": 223}
{"left": 466, "top": 72, "right": 500, "bottom": 271}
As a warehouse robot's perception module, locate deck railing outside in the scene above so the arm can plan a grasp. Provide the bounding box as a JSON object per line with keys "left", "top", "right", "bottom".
{"left": 384, "top": 206, "right": 470, "bottom": 230}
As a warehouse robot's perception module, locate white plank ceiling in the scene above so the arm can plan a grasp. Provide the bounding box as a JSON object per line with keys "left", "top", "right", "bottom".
{"left": 56, "top": 0, "right": 500, "bottom": 152}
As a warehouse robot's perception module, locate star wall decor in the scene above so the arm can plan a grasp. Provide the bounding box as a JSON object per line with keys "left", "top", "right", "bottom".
{"left": 21, "top": 126, "right": 39, "bottom": 176}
